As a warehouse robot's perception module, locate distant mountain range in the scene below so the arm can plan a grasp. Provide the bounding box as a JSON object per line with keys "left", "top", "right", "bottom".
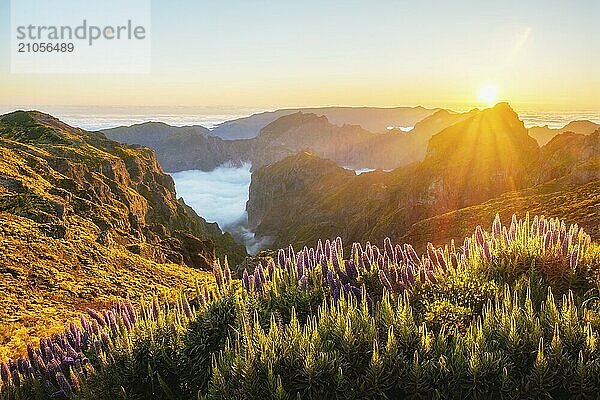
{"left": 528, "top": 120, "right": 599, "bottom": 145}
{"left": 103, "top": 106, "right": 598, "bottom": 175}
{"left": 210, "top": 106, "right": 439, "bottom": 139}
{"left": 102, "top": 107, "right": 473, "bottom": 172}
{"left": 246, "top": 103, "right": 600, "bottom": 249}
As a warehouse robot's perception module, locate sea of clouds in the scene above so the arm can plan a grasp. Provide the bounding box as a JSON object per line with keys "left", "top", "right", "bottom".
{"left": 170, "top": 163, "right": 271, "bottom": 255}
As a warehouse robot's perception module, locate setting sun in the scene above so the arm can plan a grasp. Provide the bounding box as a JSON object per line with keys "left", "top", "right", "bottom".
{"left": 478, "top": 84, "right": 499, "bottom": 106}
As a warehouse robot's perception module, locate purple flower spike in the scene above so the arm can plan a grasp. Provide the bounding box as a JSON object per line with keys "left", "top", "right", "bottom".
{"left": 242, "top": 269, "right": 250, "bottom": 291}
{"left": 1, "top": 362, "right": 10, "bottom": 383}
{"left": 277, "top": 249, "right": 286, "bottom": 267}
{"left": 253, "top": 268, "right": 263, "bottom": 293}
{"left": 475, "top": 226, "right": 485, "bottom": 247}
{"left": 345, "top": 260, "right": 358, "bottom": 281}
{"left": 384, "top": 237, "right": 394, "bottom": 260}
{"left": 570, "top": 248, "right": 579, "bottom": 270}
{"left": 483, "top": 241, "right": 492, "bottom": 261}
{"left": 213, "top": 264, "right": 224, "bottom": 292}
{"left": 492, "top": 213, "right": 502, "bottom": 237}
{"left": 56, "top": 372, "right": 74, "bottom": 398}
{"left": 379, "top": 270, "right": 393, "bottom": 292}
{"left": 335, "top": 236, "right": 343, "bottom": 259}
{"left": 361, "top": 253, "right": 371, "bottom": 272}
{"left": 86, "top": 308, "right": 106, "bottom": 327}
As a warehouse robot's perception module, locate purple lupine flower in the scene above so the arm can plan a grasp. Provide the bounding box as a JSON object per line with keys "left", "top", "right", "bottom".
{"left": 395, "top": 245, "right": 404, "bottom": 266}
{"left": 100, "top": 332, "right": 111, "bottom": 350}
{"left": 450, "top": 252, "right": 459, "bottom": 269}
{"left": 544, "top": 231, "right": 551, "bottom": 250}
{"left": 288, "top": 244, "right": 295, "bottom": 261}
{"left": 384, "top": 237, "right": 394, "bottom": 260}
{"left": 372, "top": 246, "right": 381, "bottom": 261}
{"left": 303, "top": 247, "right": 310, "bottom": 269}
{"left": 419, "top": 267, "right": 426, "bottom": 283}
{"left": 182, "top": 296, "right": 192, "bottom": 318}
{"left": 327, "top": 270, "right": 335, "bottom": 289}
{"left": 56, "top": 372, "right": 74, "bottom": 398}
{"left": 345, "top": 260, "right": 358, "bottom": 281}
{"left": 335, "top": 236, "right": 343, "bottom": 259}
{"left": 213, "top": 264, "right": 223, "bottom": 292}
{"left": 125, "top": 301, "right": 136, "bottom": 324}
{"left": 492, "top": 213, "right": 502, "bottom": 237}
{"left": 561, "top": 236, "right": 569, "bottom": 255}
{"left": 379, "top": 270, "right": 393, "bottom": 292}
{"left": 10, "top": 367, "right": 20, "bottom": 388}
{"left": 242, "top": 269, "right": 250, "bottom": 291}
{"left": 510, "top": 214, "right": 518, "bottom": 234}
{"left": 436, "top": 249, "right": 447, "bottom": 272}
{"left": 361, "top": 253, "right": 371, "bottom": 272}
{"left": 406, "top": 266, "right": 415, "bottom": 285}
{"left": 365, "top": 242, "right": 373, "bottom": 261}
{"left": 332, "top": 281, "right": 341, "bottom": 301}
{"left": 475, "top": 226, "right": 485, "bottom": 247}
{"left": 1, "top": 361, "right": 10, "bottom": 382}
{"left": 86, "top": 308, "right": 106, "bottom": 327}
{"left": 427, "top": 243, "right": 437, "bottom": 266}
{"left": 331, "top": 248, "right": 341, "bottom": 272}
{"left": 91, "top": 319, "right": 100, "bottom": 336}
{"left": 79, "top": 315, "right": 91, "bottom": 333}
{"left": 309, "top": 248, "right": 316, "bottom": 268}
{"left": 107, "top": 311, "right": 118, "bottom": 335}
{"left": 277, "top": 248, "right": 286, "bottom": 267}
{"left": 426, "top": 269, "right": 437, "bottom": 284}
{"left": 321, "top": 260, "right": 329, "bottom": 282}
{"left": 122, "top": 313, "right": 133, "bottom": 331}
{"left": 463, "top": 238, "right": 470, "bottom": 258}
{"left": 483, "top": 241, "right": 492, "bottom": 261}
{"left": 404, "top": 244, "right": 419, "bottom": 265}
{"left": 316, "top": 239, "right": 323, "bottom": 260}
{"left": 296, "top": 257, "right": 305, "bottom": 278}
{"left": 570, "top": 248, "right": 579, "bottom": 270}
{"left": 253, "top": 268, "right": 263, "bottom": 293}
{"left": 81, "top": 332, "right": 90, "bottom": 350}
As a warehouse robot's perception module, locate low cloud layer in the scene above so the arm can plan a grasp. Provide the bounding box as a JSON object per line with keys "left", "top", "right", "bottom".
{"left": 170, "top": 164, "right": 269, "bottom": 254}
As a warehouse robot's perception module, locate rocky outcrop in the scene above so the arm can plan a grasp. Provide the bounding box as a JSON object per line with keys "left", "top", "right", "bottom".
{"left": 0, "top": 111, "right": 246, "bottom": 269}
{"left": 245, "top": 103, "right": 582, "bottom": 249}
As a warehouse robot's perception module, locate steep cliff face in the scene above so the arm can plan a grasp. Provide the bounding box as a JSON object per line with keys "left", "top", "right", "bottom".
{"left": 246, "top": 103, "right": 596, "bottom": 249}
{"left": 247, "top": 152, "right": 354, "bottom": 236}
{"left": 0, "top": 111, "right": 246, "bottom": 268}
{"left": 0, "top": 110, "right": 249, "bottom": 359}
{"left": 102, "top": 122, "right": 243, "bottom": 172}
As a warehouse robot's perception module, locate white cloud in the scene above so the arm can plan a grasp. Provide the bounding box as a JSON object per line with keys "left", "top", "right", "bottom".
{"left": 171, "top": 163, "right": 270, "bottom": 255}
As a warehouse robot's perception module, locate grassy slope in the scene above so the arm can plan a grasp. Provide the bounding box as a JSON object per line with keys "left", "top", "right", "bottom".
{"left": 402, "top": 178, "right": 600, "bottom": 250}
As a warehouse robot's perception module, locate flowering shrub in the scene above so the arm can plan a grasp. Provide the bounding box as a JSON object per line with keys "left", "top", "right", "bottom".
{"left": 1, "top": 214, "right": 599, "bottom": 399}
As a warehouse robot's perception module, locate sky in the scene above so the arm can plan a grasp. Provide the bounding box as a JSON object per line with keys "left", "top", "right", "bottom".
{"left": 0, "top": 0, "right": 598, "bottom": 111}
